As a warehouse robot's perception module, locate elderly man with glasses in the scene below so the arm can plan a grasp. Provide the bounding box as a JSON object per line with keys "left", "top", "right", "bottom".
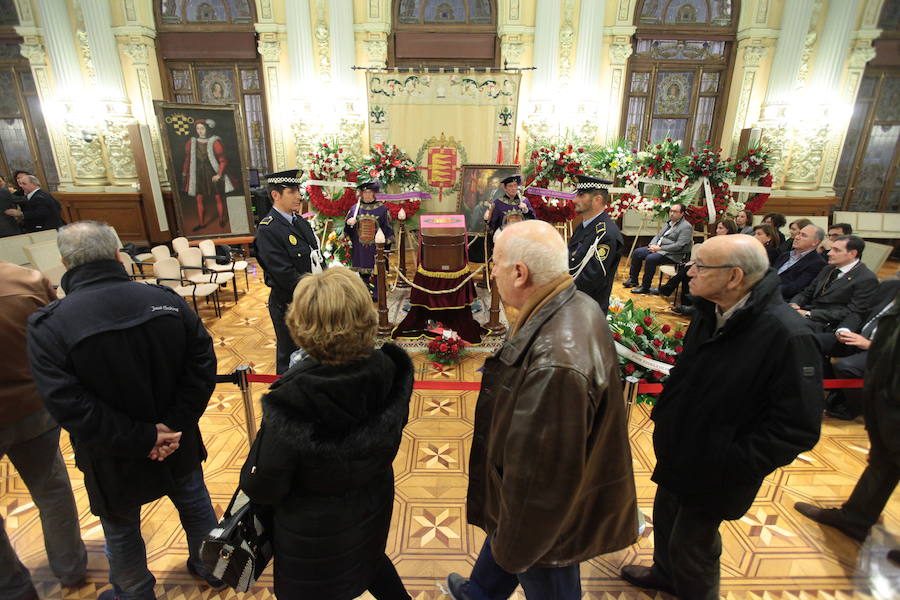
{"left": 620, "top": 235, "right": 823, "bottom": 600}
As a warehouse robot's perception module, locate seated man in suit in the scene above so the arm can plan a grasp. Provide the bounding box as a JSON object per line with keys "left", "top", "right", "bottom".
{"left": 820, "top": 222, "right": 853, "bottom": 257}
{"left": 4, "top": 174, "right": 65, "bottom": 233}
{"left": 625, "top": 203, "right": 692, "bottom": 294}
{"left": 819, "top": 277, "right": 900, "bottom": 420}
{"left": 790, "top": 235, "right": 879, "bottom": 334}
{"left": 774, "top": 224, "right": 827, "bottom": 300}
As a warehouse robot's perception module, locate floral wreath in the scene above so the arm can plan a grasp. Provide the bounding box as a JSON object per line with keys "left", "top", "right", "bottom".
{"left": 303, "top": 141, "right": 359, "bottom": 218}
{"left": 359, "top": 143, "right": 422, "bottom": 189}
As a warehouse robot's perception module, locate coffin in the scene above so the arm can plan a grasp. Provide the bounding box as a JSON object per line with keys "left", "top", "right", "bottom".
{"left": 420, "top": 214, "right": 467, "bottom": 272}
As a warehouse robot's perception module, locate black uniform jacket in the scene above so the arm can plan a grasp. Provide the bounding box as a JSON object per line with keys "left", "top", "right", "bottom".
{"left": 26, "top": 260, "right": 216, "bottom": 516}
{"left": 253, "top": 208, "right": 319, "bottom": 304}
{"left": 568, "top": 211, "right": 623, "bottom": 312}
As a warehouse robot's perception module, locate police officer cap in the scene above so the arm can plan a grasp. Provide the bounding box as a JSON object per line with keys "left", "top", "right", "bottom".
{"left": 500, "top": 175, "right": 522, "bottom": 185}
{"left": 357, "top": 180, "right": 381, "bottom": 192}
{"left": 574, "top": 175, "right": 612, "bottom": 192}
{"left": 263, "top": 169, "right": 303, "bottom": 187}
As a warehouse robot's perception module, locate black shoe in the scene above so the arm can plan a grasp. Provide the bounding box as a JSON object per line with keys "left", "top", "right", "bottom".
{"left": 672, "top": 304, "right": 695, "bottom": 316}
{"left": 658, "top": 286, "right": 675, "bottom": 297}
{"left": 623, "top": 279, "right": 637, "bottom": 288}
{"left": 631, "top": 286, "right": 650, "bottom": 294}
{"left": 794, "top": 502, "right": 869, "bottom": 542}
{"left": 61, "top": 574, "right": 87, "bottom": 588}
{"left": 97, "top": 590, "right": 118, "bottom": 600}
{"left": 620, "top": 565, "right": 676, "bottom": 595}
{"left": 187, "top": 560, "right": 228, "bottom": 591}
{"left": 825, "top": 405, "right": 860, "bottom": 421}
{"left": 648, "top": 287, "right": 661, "bottom": 295}
{"left": 446, "top": 573, "right": 472, "bottom": 600}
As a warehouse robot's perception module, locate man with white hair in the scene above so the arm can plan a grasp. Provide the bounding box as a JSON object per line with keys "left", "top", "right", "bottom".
{"left": 447, "top": 220, "right": 638, "bottom": 600}
{"left": 620, "top": 235, "right": 823, "bottom": 600}
{"left": 3, "top": 173, "right": 65, "bottom": 233}
{"left": 26, "top": 221, "right": 224, "bottom": 599}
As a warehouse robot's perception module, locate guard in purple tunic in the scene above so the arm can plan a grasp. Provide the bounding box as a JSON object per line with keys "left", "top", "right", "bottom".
{"left": 484, "top": 174, "right": 535, "bottom": 235}
{"left": 344, "top": 181, "right": 394, "bottom": 294}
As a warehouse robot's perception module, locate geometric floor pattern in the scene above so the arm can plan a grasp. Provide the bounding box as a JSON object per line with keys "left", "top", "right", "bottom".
{"left": 3, "top": 260, "right": 899, "bottom": 600}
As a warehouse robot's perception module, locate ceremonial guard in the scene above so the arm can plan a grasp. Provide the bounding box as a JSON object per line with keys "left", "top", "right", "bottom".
{"left": 253, "top": 169, "right": 322, "bottom": 374}
{"left": 344, "top": 181, "right": 394, "bottom": 296}
{"left": 568, "top": 175, "right": 623, "bottom": 313}
{"left": 484, "top": 175, "right": 534, "bottom": 234}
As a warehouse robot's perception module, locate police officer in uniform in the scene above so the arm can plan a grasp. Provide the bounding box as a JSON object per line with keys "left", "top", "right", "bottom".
{"left": 253, "top": 169, "right": 322, "bottom": 373}
{"left": 568, "top": 175, "right": 623, "bottom": 313}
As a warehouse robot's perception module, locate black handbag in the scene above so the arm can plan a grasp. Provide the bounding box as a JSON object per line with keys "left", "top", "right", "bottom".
{"left": 200, "top": 427, "right": 273, "bottom": 592}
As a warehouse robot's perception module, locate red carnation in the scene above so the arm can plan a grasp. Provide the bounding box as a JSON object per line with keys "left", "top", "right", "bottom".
{"left": 439, "top": 343, "right": 448, "bottom": 352}
{"left": 652, "top": 370, "right": 664, "bottom": 380}
{"left": 634, "top": 326, "right": 644, "bottom": 335}
{"left": 674, "top": 330, "right": 684, "bottom": 339}
{"left": 675, "top": 345, "right": 684, "bottom": 353}
{"left": 661, "top": 324, "right": 671, "bottom": 334}
{"left": 652, "top": 339, "right": 662, "bottom": 348}
{"left": 613, "top": 332, "right": 622, "bottom": 341}
{"left": 643, "top": 316, "right": 653, "bottom": 326}
{"left": 625, "top": 364, "right": 636, "bottom": 375}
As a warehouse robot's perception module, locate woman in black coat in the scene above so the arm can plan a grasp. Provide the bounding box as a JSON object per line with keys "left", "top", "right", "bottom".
{"left": 241, "top": 267, "right": 413, "bottom": 600}
{"left": 752, "top": 223, "right": 781, "bottom": 265}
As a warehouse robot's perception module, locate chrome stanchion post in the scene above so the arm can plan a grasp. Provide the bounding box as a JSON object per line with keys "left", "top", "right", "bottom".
{"left": 623, "top": 380, "right": 638, "bottom": 425}
{"left": 235, "top": 364, "right": 257, "bottom": 444}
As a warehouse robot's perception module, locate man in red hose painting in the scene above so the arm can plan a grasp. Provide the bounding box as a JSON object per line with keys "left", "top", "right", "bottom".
{"left": 182, "top": 119, "right": 235, "bottom": 231}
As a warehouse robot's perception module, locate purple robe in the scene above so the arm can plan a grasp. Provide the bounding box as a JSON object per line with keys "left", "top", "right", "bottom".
{"left": 487, "top": 194, "right": 535, "bottom": 232}
{"left": 344, "top": 201, "right": 394, "bottom": 273}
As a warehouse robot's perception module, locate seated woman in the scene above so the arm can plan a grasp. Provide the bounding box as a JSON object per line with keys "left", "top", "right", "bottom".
{"left": 653, "top": 217, "right": 735, "bottom": 313}
{"left": 752, "top": 223, "right": 781, "bottom": 265}
{"left": 241, "top": 267, "right": 414, "bottom": 600}
{"left": 735, "top": 209, "right": 754, "bottom": 234}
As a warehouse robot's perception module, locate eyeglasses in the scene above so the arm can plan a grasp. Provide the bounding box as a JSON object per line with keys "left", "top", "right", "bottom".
{"left": 686, "top": 261, "right": 737, "bottom": 272}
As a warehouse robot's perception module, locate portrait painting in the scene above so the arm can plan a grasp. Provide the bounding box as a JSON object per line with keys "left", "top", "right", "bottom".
{"left": 155, "top": 101, "right": 253, "bottom": 239}
{"left": 458, "top": 164, "right": 520, "bottom": 233}
{"left": 655, "top": 72, "right": 693, "bottom": 115}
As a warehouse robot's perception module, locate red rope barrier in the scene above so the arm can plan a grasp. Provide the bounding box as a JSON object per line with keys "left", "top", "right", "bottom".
{"left": 241, "top": 372, "right": 863, "bottom": 394}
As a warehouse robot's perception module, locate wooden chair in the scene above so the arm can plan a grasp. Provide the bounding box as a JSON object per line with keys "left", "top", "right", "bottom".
{"left": 198, "top": 239, "right": 250, "bottom": 291}
{"left": 153, "top": 257, "right": 221, "bottom": 317}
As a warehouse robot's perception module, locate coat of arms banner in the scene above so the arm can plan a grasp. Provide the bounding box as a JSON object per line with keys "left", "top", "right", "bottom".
{"left": 366, "top": 71, "right": 521, "bottom": 212}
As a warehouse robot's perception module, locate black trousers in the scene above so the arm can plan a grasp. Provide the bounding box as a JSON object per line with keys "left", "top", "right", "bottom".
{"left": 842, "top": 421, "right": 900, "bottom": 529}
{"left": 267, "top": 290, "right": 298, "bottom": 375}
{"left": 650, "top": 485, "right": 722, "bottom": 600}
{"left": 367, "top": 554, "right": 411, "bottom": 600}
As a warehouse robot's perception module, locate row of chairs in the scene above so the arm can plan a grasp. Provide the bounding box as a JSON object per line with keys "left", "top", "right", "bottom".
{"left": 120, "top": 237, "right": 250, "bottom": 318}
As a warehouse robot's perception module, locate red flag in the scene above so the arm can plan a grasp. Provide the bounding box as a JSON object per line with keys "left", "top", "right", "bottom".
{"left": 496, "top": 139, "right": 504, "bottom": 163}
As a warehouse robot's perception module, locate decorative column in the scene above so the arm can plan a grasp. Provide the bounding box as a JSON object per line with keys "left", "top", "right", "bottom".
{"left": 256, "top": 31, "right": 288, "bottom": 170}
{"left": 810, "top": 0, "right": 860, "bottom": 191}
{"left": 35, "top": 0, "right": 81, "bottom": 94}
{"left": 531, "top": 0, "right": 560, "bottom": 98}
{"left": 286, "top": 0, "right": 316, "bottom": 91}
{"left": 757, "top": 0, "right": 814, "bottom": 188}
{"left": 605, "top": 34, "right": 634, "bottom": 145}
{"left": 328, "top": 0, "right": 356, "bottom": 96}
{"left": 728, "top": 38, "right": 770, "bottom": 154}
{"left": 573, "top": 0, "right": 604, "bottom": 94}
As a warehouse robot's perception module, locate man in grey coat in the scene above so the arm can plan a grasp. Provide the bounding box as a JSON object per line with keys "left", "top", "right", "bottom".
{"left": 625, "top": 203, "right": 694, "bottom": 293}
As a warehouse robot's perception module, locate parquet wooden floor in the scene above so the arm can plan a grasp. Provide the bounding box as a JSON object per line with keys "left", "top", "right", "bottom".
{"left": 3, "top": 260, "right": 898, "bottom": 600}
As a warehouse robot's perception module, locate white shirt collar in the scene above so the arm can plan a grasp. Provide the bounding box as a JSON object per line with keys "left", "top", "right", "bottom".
{"left": 715, "top": 292, "right": 752, "bottom": 331}
{"left": 837, "top": 259, "right": 859, "bottom": 275}
{"left": 26, "top": 188, "right": 39, "bottom": 200}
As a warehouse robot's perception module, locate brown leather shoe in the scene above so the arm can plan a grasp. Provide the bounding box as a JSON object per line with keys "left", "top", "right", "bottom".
{"left": 793, "top": 502, "right": 868, "bottom": 542}
{"left": 620, "top": 564, "right": 676, "bottom": 595}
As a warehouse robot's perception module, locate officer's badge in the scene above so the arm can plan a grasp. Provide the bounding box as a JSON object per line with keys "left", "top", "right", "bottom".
{"left": 596, "top": 244, "right": 610, "bottom": 261}
{"left": 595, "top": 221, "right": 607, "bottom": 235}
{"left": 288, "top": 234, "right": 298, "bottom": 245}
{"left": 259, "top": 216, "right": 273, "bottom": 225}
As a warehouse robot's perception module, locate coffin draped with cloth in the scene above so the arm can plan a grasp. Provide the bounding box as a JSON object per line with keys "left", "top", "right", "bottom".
{"left": 392, "top": 214, "right": 488, "bottom": 343}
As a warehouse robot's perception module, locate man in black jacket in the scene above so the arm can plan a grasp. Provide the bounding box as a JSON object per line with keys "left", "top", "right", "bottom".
{"left": 774, "top": 224, "right": 826, "bottom": 300}
{"left": 790, "top": 235, "right": 879, "bottom": 333}
{"left": 620, "top": 235, "right": 822, "bottom": 600}
{"left": 27, "top": 221, "right": 223, "bottom": 600}
{"left": 794, "top": 290, "right": 900, "bottom": 546}
{"left": 253, "top": 169, "right": 321, "bottom": 374}
{"left": 568, "top": 175, "right": 623, "bottom": 313}
{"left": 5, "top": 174, "right": 65, "bottom": 233}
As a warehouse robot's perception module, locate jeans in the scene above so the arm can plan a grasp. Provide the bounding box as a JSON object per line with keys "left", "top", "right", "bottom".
{"left": 99, "top": 467, "right": 218, "bottom": 600}
{"left": 0, "top": 412, "right": 87, "bottom": 599}
{"left": 650, "top": 485, "right": 722, "bottom": 600}
{"left": 267, "top": 290, "right": 298, "bottom": 374}
{"left": 629, "top": 247, "right": 675, "bottom": 288}
{"left": 463, "top": 535, "right": 581, "bottom": 600}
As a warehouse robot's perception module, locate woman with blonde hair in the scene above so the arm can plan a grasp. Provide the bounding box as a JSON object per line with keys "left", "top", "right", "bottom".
{"left": 241, "top": 267, "right": 413, "bottom": 600}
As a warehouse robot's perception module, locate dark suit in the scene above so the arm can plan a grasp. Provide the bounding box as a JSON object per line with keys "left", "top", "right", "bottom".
{"left": 774, "top": 250, "right": 826, "bottom": 300}
{"left": 253, "top": 208, "right": 319, "bottom": 374}
{"left": 20, "top": 189, "right": 65, "bottom": 233}
{"left": 0, "top": 187, "right": 21, "bottom": 237}
{"left": 568, "top": 211, "right": 623, "bottom": 313}
{"left": 790, "top": 261, "right": 879, "bottom": 333}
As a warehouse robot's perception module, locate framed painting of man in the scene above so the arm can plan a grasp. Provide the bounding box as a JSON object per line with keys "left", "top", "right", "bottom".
{"left": 155, "top": 101, "right": 254, "bottom": 239}
{"left": 458, "top": 164, "right": 520, "bottom": 232}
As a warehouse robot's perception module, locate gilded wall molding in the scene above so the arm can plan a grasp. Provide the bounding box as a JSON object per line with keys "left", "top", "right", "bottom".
{"left": 755, "top": 0, "right": 769, "bottom": 24}
{"left": 730, "top": 41, "right": 769, "bottom": 153}
{"left": 501, "top": 34, "right": 525, "bottom": 68}
{"left": 558, "top": 0, "right": 575, "bottom": 83}
{"left": 315, "top": 1, "right": 332, "bottom": 83}
{"left": 257, "top": 0, "right": 274, "bottom": 21}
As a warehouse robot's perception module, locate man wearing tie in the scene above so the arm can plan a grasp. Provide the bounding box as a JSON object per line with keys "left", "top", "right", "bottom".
{"left": 817, "top": 277, "right": 900, "bottom": 420}
{"left": 789, "top": 236, "right": 878, "bottom": 334}
{"left": 568, "top": 175, "right": 623, "bottom": 313}
{"left": 253, "top": 169, "right": 322, "bottom": 373}
{"left": 625, "top": 203, "right": 693, "bottom": 294}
